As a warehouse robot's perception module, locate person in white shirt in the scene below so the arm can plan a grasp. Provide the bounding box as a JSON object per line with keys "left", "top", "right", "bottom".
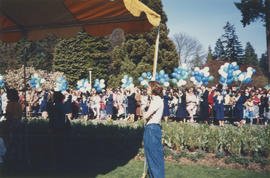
{"left": 143, "top": 81, "right": 164, "bottom": 178}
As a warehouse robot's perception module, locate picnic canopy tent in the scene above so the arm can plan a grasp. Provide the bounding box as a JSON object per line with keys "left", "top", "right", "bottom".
{"left": 0, "top": 0, "right": 160, "bottom": 91}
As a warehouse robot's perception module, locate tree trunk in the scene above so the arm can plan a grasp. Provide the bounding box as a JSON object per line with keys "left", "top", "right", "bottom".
{"left": 265, "top": 0, "right": 270, "bottom": 80}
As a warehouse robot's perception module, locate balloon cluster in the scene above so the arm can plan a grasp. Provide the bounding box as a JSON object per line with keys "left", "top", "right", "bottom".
{"left": 0, "top": 74, "right": 4, "bottom": 88}
{"left": 238, "top": 67, "right": 256, "bottom": 84}
{"left": 94, "top": 79, "right": 105, "bottom": 92}
{"left": 55, "top": 77, "right": 68, "bottom": 92}
{"left": 138, "top": 72, "right": 152, "bottom": 88}
{"left": 190, "top": 67, "right": 214, "bottom": 87}
{"left": 121, "top": 75, "right": 134, "bottom": 89}
{"left": 30, "top": 73, "right": 45, "bottom": 89}
{"left": 76, "top": 79, "right": 91, "bottom": 93}
{"left": 155, "top": 70, "right": 170, "bottom": 87}
{"left": 171, "top": 64, "right": 190, "bottom": 87}
{"left": 218, "top": 62, "right": 241, "bottom": 85}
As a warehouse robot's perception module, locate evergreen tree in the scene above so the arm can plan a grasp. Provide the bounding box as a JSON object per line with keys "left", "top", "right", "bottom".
{"left": 222, "top": 22, "right": 243, "bottom": 62}
{"left": 259, "top": 52, "right": 269, "bottom": 75}
{"left": 213, "top": 38, "right": 225, "bottom": 59}
{"left": 243, "top": 42, "right": 258, "bottom": 66}
{"left": 235, "top": 0, "right": 270, "bottom": 76}
{"left": 53, "top": 32, "right": 110, "bottom": 87}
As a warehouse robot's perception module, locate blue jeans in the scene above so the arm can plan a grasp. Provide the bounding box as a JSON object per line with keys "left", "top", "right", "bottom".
{"left": 143, "top": 124, "right": 164, "bottom": 178}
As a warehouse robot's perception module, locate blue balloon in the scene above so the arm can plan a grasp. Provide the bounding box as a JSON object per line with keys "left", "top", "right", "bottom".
{"left": 142, "top": 72, "right": 147, "bottom": 78}
{"left": 172, "top": 78, "right": 177, "bottom": 84}
{"left": 160, "top": 70, "right": 165, "bottom": 75}
{"left": 147, "top": 72, "right": 152, "bottom": 77}
{"left": 220, "top": 76, "right": 226, "bottom": 84}
{"left": 234, "top": 65, "right": 239, "bottom": 70}
{"left": 160, "top": 78, "right": 165, "bottom": 84}
{"left": 209, "top": 76, "right": 214, "bottom": 81}
{"left": 138, "top": 77, "right": 143, "bottom": 82}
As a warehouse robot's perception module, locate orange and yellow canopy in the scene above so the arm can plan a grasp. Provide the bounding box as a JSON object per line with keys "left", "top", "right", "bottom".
{"left": 0, "top": 0, "right": 161, "bottom": 42}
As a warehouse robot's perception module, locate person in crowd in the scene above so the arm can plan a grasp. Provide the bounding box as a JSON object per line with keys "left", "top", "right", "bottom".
{"left": 162, "top": 89, "right": 170, "bottom": 122}
{"left": 1, "top": 89, "right": 7, "bottom": 118}
{"left": 208, "top": 87, "right": 215, "bottom": 124}
{"left": 234, "top": 90, "right": 247, "bottom": 128}
{"left": 64, "top": 90, "right": 73, "bottom": 120}
{"left": 260, "top": 91, "right": 269, "bottom": 124}
{"left": 48, "top": 91, "right": 67, "bottom": 168}
{"left": 127, "top": 88, "right": 136, "bottom": 122}
{"left": 186, "top": 88, "right": 197, "bottom": 123}
{"left": 39, "top": 89, "right": 49, "bottom": 119}
{"left": 135, "top": 88, "right": 142, "bottom": 121}
{"left": 143, "top": 81, "right": 164, "bottom": 178}
{"left": 80, "top": 93, "right": 89, "bottom": 120}
{"left": 0, "top": 129, "right": 7, "bottom": 176}
{"left": 106, "top": 89, "right": 114, "bottom": 121}
{"left": 5, "top": 89, "right": 23, "bottom": 170}
{"left": 92, "top": 91, "right": 101, "bottom": 119}
{"left": 213, "top": 89, "right": 225, "bottom": 126}
{"left": 0, "top": 89, "right": 2, "bottom": 118}
{"left": 170, "top": 91, "right": 178, "bottom": 117}
{"left": 251, "top": 92, "right": 260, "bottom": 124}
{"left": 99, "top": 92, "right": 107, "bottom": 120}
{"left": 199, "top": 85, "right": 209, "bottom": 124}
{"left": 175, "top": 89, "right": 187, "bottom": 122}
{"left": 244, "top": 97, "right": 255, "bottom": 125}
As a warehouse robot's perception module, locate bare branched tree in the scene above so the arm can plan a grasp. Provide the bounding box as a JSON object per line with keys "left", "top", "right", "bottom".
{"left": 172, "top": 33, "right": 206, "bottom": 67}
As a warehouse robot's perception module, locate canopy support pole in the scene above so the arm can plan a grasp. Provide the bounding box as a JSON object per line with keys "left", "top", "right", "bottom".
{"left": 152, "top": 25, "right": 160, "bottom": 81}
{"left": 22, "top": 31, "right": 27, "bottom": 119}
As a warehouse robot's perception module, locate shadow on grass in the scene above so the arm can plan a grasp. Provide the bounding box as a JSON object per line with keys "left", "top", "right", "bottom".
{"left": 2, "top": 119, "right": 144, "bottom": 177}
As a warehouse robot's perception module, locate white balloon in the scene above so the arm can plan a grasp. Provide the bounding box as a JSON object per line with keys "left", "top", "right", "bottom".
{"left": 247, "top": 67, "right": 252, "bottom": 71}
{"left": 141, "top": 80, "right": 148, "bottom": 86}
{"left": 238, "top": 74, "right": 244, "bottom": 81}
{"left": 194, "top": 67, "right": 200, "bottom": 71}
{"left": 54, "top": 87, "right": 60, "bottom": 92}
{"left": 121, "top": 79, "right": 126, "bottom": 83}
{"left": 182, "top": 80, "right": 187, "bottom": 85}
{"left": 232, "top": 62, "right": 237, "bottom": 66}
{"left": 205, "top": 72, "right": 210, "bottom": 77}
{"left": 236, "top": 70, "right": 241, "bottom": 75}
{"left": 100, "top": 83, "right": 105, "bottom": 88}
{"left": 33, "top": 73, "right": 39, "bottom": 78}
{"left": 100, "top": 79, "right": 105, "bottom": 84}
{"left": 204, "top": 67, "right": 209, "bottom": 72}
{"left": 40, "top": 78, "right": 46, "bottom": 84}
{"left": 221, "top": 71, "right": 228, "bottom": 78}
{"left": 130, "top": 83, "right": 135, "bottom": 88}
{"left": 0, "top": 76, "right": 2, "bottom": 80}
{"left": 224, "top": 63, "right": 229, "bottom": 67}
{"left": 190, "top": 77, "right": 195, "bottom": 82}
{"left": 80, "top": 88, "right": 86, "bottom": 93}
{"left": 164, "top": 82, "right": 169, "bottom": 87}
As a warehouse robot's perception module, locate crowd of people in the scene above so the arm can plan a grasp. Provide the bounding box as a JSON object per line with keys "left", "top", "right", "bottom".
{"left": 0, "top": 84, "right": 269, "bottom": 127}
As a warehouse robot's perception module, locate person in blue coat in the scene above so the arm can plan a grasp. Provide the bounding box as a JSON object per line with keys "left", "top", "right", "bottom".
{"left": 163, "top": 89, "right": 170, "bottom": 122}
{"left": 175, "top": 90, "right": 187, "bottom": 122}
{"left": 127, "top": 89, "right": 136, "bottom": 122}
{"left": 213, "top": 89, "right": 225, "bottom": 127}
{"left": 80, "top": 94, "right": 89, "bottom": 120}
{"left": 106, "top": 89, "right": 114, "bottom": 121}
{"left": 234, "top": 90, "right": 247, "bottom": 127}
{"left": 199, "top": 85, "right": 209, "bottom": 124}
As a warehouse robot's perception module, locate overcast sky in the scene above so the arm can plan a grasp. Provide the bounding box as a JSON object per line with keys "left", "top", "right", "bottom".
{"left": 162, "top": 0, "right": 266, "bottom": 57}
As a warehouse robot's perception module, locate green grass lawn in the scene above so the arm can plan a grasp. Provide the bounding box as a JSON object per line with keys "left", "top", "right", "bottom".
{"left": 96, "top": 160, "right": 270, "bottom": 178}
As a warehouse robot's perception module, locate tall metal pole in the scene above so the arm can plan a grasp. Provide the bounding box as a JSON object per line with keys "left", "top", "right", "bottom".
{"left": 88, "top": 68, "right": 92, "bottom": 91}
{"left": 23, "top": 31, "right": 27, "bottom": 119}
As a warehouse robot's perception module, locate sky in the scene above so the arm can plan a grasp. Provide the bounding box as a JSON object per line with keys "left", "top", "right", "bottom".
{"left": 162, "top": 0, "right": 266, "bottom": 57}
